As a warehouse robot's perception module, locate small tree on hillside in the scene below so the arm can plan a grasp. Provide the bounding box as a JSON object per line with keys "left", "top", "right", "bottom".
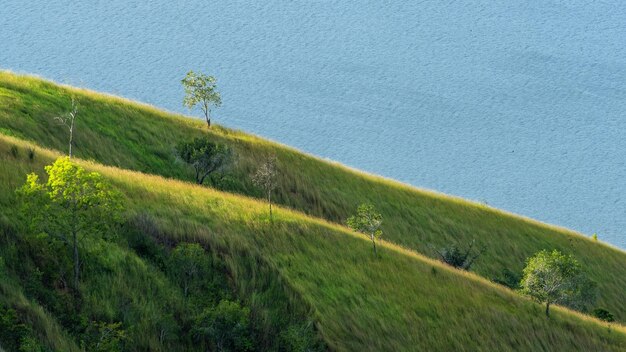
{"left": 252, "top": 155, "right": 278, "bottom": 220}
{"left": 17, "top": 157, "right": 123, "bottom": 293}
{"left": 520, "top": 249, "right": 596, "bottom": 317}
{"left": 347, "top": 203, "right": 383, "bottom": 257}
{"left": 54, "top": 96, "right": 79, "bottom": 158}
{"left": 182, "top": 71, "right": 222, "bottom": 128}
{"left": 177, "top": 138, "right": 233, "bottom": 185}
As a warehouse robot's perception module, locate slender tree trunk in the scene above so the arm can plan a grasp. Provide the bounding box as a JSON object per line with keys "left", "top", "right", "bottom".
{"left": 73, "top": 229, "right": 79, "bottom": 293}
{"left": 268, "top": 190, "right": 273, "bottom": 220}
{"left": 68, "top": 128, "right": 73, "bottom": 159}
{"left": 371, "top": 233, "right": 377, "bottom": 257}
{"left": 204, "top": 102, "right": 211, "bottom": 128}
{"left": 545, "top": 302, "right": 550, "bottom": 318}
{"left": 68, "top": 113, "right": 75, "bottom": 159}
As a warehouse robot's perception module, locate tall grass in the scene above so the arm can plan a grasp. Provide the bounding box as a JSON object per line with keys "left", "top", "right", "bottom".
{"left": 1, "top": 71, "right": 625, "bottom": 324}
{"left": 1, "top": 136, "right": 625, "bottom": 351}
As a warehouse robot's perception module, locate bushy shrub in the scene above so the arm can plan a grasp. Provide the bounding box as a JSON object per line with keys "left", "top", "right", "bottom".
{"left": 81, "top": 321, "right": 126, "bottom": 352}
{"left": 193, "top": 300, "right": 253, "bottom": 352}
{"left": 0, "top": 304, "right": 44, "bottom": 352}
{"left": 593, "top": 308, "right": 615, "bottom": 323}
{"left": 435, "top": 240, "right": 485, "bottom": 271}
{"left": 279, "top": 321, "right": 325, "bottom": 352}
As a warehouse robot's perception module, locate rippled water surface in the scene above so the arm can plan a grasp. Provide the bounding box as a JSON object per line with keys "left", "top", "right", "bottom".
{"left": 2, "top": 1, "right": 625, "bottom": 248}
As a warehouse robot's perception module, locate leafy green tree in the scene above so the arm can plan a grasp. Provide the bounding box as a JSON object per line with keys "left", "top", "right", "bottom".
{"left": 520, "top": 249, "right": 596, "bottom": 317}
{"left": 347, "top": 203, "right": 383, "bottom": 256}
{"left": 17, "top": 157, "right": 123, "bottom": 292}
{"left": 177, "top": 138, "right": 232, "bottom": 185}
{"left": 193, "top": 300, "right": 253, "bottom": 352}
{"left": 182, "top": 71, "right": 222, "bottom": 128}
{"left": 252, "top": 154, "right": 278, "bottom": 220}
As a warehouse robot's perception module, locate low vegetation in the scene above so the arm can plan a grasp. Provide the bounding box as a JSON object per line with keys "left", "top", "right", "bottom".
{"left": 1, "top": 135, "right": 626, "bottom": 351}
{"left": 1, "top": 71, "right": 626, "bottom": 350}
{"left": 1, "top": 72, "right": 624, "bottom": 324}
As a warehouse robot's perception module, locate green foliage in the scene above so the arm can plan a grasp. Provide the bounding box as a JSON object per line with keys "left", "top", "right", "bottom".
{"left": 167, "top": 243, "right": 207, "bottom": 299}
{"left": 0, "top": 304, "right": 45, "bottom": 352}
{"left": 520, "top": 250, "right": 596, "bottom": 317}
{"left": 347, "top": 203, "right": 383, "bottom": 256}
{"left": 2, "top": 72, "right": 626, "bottom": 327}
{"left": 193, "top": 300, "right": 253, "bottom": 352}
{"left": 17, "top": 157, "right": 123, "bottom": 291}
{"left": 2, "top": 73, "right": 626, "bottom": 351}
{"left": 181, "top": 71, "right": 221, "bottom": 127}
{"left": 177, "top": 138, "right": 233, "bottom": 185}
{"left": 81, "top": 321, "right": 126, "bottom": 352}
{"left": 279, "top": 321, "right": 325, "bottom": 352}
{"left": 593, "top": 308, "right": 615, "bottom": 323}
{"left": 592, "top": 233, "right": 598, "bottom": 241}
{"left": 435, "top": 240, "right": 485, "bottom": 271}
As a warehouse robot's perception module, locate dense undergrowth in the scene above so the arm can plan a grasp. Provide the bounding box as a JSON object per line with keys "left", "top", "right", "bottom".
{"left": 1, "top": 71, "right": 625, "bottom": 324}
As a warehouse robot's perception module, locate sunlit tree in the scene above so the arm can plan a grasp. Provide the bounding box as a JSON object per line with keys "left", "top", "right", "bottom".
{"left": 520, "top": 249, "right": 596, "bottom": 317}
{"left": 347, "top": 203, "right": 383, "bottom": 257}
{"left": 18, "top": 157, "right": 123, "bottom": 292}
{"left": 182, "top": 71, "right": 222, "bottom": 128}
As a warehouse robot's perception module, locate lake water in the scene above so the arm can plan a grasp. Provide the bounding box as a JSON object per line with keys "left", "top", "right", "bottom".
{"left": 2, "top": 1, "right": 625, "bottom": 248}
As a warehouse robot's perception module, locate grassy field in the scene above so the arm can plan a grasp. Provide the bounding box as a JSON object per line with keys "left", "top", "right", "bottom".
{"left": 1, "top": 135, "right": 626, "bottom": 351}
{"left": 1, "top": 71, "right": 625, "bottom": 324}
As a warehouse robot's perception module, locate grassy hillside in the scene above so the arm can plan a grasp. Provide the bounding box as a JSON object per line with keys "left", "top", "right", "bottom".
{"left": 1, "top": 71, "right": 625, "bottom": 323}
{"left": 1, "top": 135, "right": 625, "bottom": 351}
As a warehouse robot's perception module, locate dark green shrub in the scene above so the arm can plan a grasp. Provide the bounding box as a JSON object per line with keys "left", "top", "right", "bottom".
{"left": 193, "top": 300, "right": 253, "bottom": 352}
{"left": 593, "top": 308, "right": 615, "bottom": 322}
{"left": 0, "top": 304, "right": 44, "bottom": 351}
{"left": 279, "top": 321, "right": 325, "bottom": 352}
{"left": 435, "top": 240, "right": 485, "bottom": 271}
{"left": 81, "top": 321, "right": 126, "bottom": 352}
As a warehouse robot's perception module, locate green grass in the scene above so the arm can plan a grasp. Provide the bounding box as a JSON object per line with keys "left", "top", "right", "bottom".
{"left": 1, "top": 70, "right": 625, "bottom": 324}
{"left": 1, "top": 135, "right": 625, "bottom": 351}
{"left": 2, "top": 71, "right": 626, "bottom": 350}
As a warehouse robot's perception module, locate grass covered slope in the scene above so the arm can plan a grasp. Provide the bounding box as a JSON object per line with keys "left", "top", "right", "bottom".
{"left": 1, "top": 136, "right": 625, "bottom": 351}
{"left": 1, "top": 71, "right": 625, "bottom": 323}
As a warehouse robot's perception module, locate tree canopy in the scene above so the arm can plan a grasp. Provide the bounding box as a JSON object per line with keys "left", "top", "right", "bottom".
{"left": 520, "top": 249, "right": 596, "bottom": 317}
{"left": 17, "top": 157, "right": 123, "bottom": 291}
{"left": 182, "top": 71, "right": 222, "bottom": 128}
{"left": 347, "top": 203, "right": 383, "bottom": 256}
{"left": 177, "top": 138, "right": 233, "bottom": 185}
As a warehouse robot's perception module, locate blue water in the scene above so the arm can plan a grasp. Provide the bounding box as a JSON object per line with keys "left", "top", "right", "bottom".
{"left": 1, "top": 1, "right": 625, "bottom": 248}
